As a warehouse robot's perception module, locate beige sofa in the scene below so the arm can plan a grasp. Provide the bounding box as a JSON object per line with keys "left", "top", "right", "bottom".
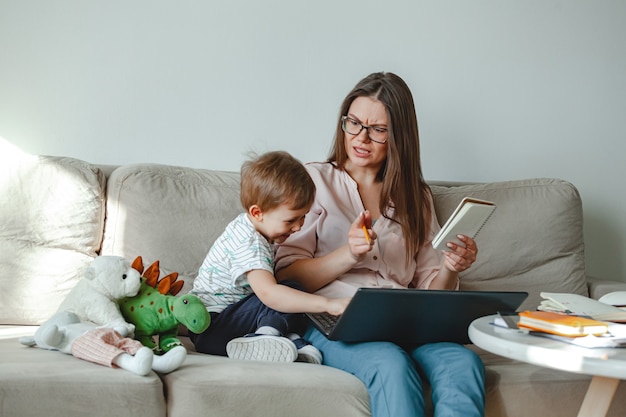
{"left": 2, "top": 154, "right": 626, "bottom": 417}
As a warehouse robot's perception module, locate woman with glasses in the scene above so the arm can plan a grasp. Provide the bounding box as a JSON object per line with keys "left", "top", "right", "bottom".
{"left": 275, "top": 72, "right": 485, "bottom": 417}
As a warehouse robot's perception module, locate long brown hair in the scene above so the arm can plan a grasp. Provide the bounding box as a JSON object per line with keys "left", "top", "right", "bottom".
{"left": 327, "top": 72, "right": 432, "bottom": 263}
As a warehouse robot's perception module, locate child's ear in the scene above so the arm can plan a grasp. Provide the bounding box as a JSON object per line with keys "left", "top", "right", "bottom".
{"left": 249, "top": 205, "right": 263, "bottom": 221}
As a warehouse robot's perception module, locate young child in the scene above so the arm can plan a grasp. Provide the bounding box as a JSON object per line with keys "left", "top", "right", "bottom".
{"left": 189, "top": 151, "right": 350, "bottom": 364}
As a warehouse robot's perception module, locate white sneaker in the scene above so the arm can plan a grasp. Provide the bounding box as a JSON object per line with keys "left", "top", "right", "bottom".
{"left": 287, "top": 333, "right": 323, "bottom": 365}
{"left": 226, "top": 334, "right": 297, "bottom": 362}
{"left": 295, "top": 344, "right": 323, "bottom": 365}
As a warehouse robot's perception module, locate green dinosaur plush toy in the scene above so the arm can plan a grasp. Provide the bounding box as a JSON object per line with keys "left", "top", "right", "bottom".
{"left": 119, "top": 257, "right": 211, "bottom": 353}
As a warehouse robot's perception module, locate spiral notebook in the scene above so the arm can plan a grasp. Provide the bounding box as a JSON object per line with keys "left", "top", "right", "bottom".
{"left": 432, "top": 197, "right": 496, "bottom": 250}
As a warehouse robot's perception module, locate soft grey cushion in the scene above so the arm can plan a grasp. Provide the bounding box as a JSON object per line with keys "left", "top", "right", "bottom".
{"left": 0, "top": 156, "right": 105, "bottom": 325}
{"left": 0, "top": 335, "right": 165, "bottom": 417}
{"left": 101, "top": 168, "right": 588, "bottom": 313}
{"left": 467, "top": 345, "right": 626, "bottom": 417}
{"left": 102, "top": 164, "right": 242, "bottom": 294}
{"left": 162, "top": 351, "right": 370, "bottom": 417}
{"left": 431, "top": 178, "right": 588, "bottom": 311}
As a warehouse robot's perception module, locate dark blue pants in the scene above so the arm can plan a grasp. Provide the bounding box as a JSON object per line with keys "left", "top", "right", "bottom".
{"left": 190, "top": 281, "right": 307, "bottom": 356}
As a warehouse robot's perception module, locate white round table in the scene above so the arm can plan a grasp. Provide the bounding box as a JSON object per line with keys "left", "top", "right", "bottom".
{"left": 469, "top": 315, "right": 626, "bottom": 417}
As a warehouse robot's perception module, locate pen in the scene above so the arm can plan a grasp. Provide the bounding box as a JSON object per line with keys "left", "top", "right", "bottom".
{"left": 362, "top": 224, "right": 371, "bottom": 244}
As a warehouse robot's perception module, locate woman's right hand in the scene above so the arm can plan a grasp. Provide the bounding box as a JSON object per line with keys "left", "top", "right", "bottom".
{"left": 348, "top": 211, "right": 376, "bottom": 260}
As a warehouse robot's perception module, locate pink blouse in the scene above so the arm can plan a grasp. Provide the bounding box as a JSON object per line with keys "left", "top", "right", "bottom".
{"left": 275, "top": 162, "right": 446, "bottom": 298}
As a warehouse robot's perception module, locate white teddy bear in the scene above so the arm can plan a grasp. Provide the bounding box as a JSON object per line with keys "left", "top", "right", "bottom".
{"left": 19, "top": 256, "right": 187, "bottom": 375}
{"left": 57, "top": 255, "right": 141, "bottom": 336}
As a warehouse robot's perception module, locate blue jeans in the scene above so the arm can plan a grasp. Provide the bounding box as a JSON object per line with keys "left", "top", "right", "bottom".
{"left": 304, "top": 325, "right": 485, "bottom": 417}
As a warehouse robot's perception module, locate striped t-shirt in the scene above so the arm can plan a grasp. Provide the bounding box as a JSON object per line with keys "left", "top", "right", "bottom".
{"left": 191, "top": 213, "right": 274, "bottom": 313}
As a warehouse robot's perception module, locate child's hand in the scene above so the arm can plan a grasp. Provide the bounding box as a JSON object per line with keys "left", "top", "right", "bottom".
{"left": 327, "top": 297, "right": 351, "bottom": 316}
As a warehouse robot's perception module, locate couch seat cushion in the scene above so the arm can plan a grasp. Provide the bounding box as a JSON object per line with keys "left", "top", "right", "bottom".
{"left": 0, "top": 335, "right": 165, "bottom": 417}
{"left": 467, "top": 345, "right": 626, "bottom": 417}
{"left": 161, "top": 351, "right": 370, "bottom": 417}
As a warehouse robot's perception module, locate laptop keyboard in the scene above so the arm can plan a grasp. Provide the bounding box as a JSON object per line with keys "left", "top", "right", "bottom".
{"left": 309, "top": 312, "right": 341, "bottom": 333}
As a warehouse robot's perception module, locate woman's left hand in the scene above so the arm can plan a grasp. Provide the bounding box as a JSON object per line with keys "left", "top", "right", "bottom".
{"left": 443, "top": 235, "right": 478, "bottom": 272}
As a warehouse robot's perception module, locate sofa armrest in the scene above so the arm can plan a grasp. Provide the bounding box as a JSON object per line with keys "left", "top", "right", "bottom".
{"left": 587, "top": 276, "right": 626, "bottom": 300}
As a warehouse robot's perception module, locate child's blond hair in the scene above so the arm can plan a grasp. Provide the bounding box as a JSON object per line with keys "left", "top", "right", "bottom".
{"left": 240, "top": 151, "right": 315, "bottom": 212}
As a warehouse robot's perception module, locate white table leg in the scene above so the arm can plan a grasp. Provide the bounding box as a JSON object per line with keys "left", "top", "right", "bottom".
{"left": 576, "top": 376, "right": 620, "bottom": 417}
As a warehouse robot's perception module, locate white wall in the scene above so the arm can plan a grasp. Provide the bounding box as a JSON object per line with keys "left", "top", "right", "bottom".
{"left": 1, "top": 0, "right": 625, "bottom": 282}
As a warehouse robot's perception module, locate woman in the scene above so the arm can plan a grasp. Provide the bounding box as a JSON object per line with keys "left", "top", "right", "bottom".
{"left": 275, "top": 72, "right": 485, "bottom": 417}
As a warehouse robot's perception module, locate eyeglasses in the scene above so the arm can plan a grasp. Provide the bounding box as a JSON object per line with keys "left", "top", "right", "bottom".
{"left": 341, "top": 116, "right": 388, "bottom": 144}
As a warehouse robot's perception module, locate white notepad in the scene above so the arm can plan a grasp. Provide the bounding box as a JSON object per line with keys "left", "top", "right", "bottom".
{"left": 539, "top": 292, "right": 626, "bottom": 322}
{"left": 432, "top": 197, "right": 496, "bottom": 250}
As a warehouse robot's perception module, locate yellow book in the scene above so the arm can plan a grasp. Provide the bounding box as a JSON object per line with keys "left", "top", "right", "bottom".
{"left": 517, "top": 310, "right": 609, "bottom": 337}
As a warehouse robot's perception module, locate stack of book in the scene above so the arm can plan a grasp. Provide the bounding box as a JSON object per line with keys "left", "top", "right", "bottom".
{"left": 496, "top": 292, "right": 626, "bottom": 348}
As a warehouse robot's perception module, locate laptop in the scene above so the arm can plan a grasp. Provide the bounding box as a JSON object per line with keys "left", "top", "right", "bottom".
{"left": 306, "top": 288, "right": 528, "bottom": 345}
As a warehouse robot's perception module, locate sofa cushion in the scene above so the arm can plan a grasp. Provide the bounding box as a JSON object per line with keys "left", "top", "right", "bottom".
{"left": 0, "top": 335, "right": 165, "bottom": 417}
{"left": 161, "top": 352, "right": 370, "bottom": 417}
{"left": 102, "top": 164, "right": 242, "bottom": 294}
{"left": 0, "top": 155, "right": 106, "bottom": 325}
{"left": 466, "top": 344, "right": 626, "bottom": 417}
{"left": 431, "top": 178, "right": 588, "bottom": 311}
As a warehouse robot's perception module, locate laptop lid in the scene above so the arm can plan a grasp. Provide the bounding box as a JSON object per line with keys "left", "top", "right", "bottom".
{"left": 307, "top": 288, "right": 528, "bottom": 344}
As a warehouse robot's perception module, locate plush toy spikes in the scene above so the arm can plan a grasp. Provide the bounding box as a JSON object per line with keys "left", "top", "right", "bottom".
{"left": 131, "top": 256, "right": 143, "bottom": 272}
{"left": 131, "top": 256, "right": 183, "bottom": 296}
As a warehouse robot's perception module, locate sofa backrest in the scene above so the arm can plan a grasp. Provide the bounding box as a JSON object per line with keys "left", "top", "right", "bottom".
{"left": 431, "top": 178, "right": 588, "bottom": 310}
{"left": 101, "top": 164, "right": 588, "bottom": 312}
{"left": 2, "top": 157, "right": 588, "bottom": 325}
{"left": 101, "top": 163, "right": 242, "bottom": 295}
{"left": 0, "top": 155, "right": 106, "bottom": 325}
